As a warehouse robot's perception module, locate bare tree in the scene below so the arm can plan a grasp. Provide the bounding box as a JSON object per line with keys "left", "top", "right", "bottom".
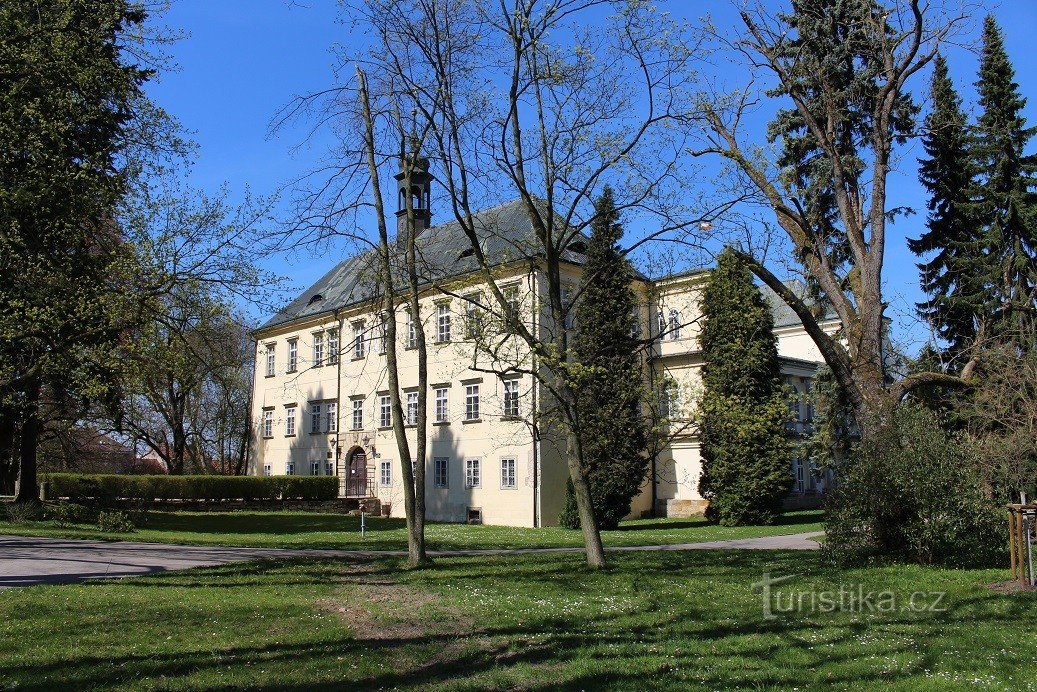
{"left": 337, "top": 0, "right": 729, "bottom": 567}
{"left": 689, "top": 0, "right": 974, "bottom": 440}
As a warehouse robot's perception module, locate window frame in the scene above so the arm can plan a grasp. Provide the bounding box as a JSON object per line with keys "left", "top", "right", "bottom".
{"left": 285, "top": 406, "right": 297, "bottom": 436}
{"left": 327, "top": 329, "right": 339, "bottom": 364}
{"left": 310, "top": 403, "right": 323, "bottom": 434}
{"left": 502, "top": 379, "right": 520, "bottom": 418}
{"left": 326, "top": 402, "right": 338, "bottom": 433}
{"left": 500, "top": 457, "right": 517, "bottom": 489}
{"left": 351, "top": 398, "right": 364, "bottom": 430}
{"left": 379, "top": 459, "right": 392, "bottom": 487}
{"left": 287, "top": 338, "right": 298, "bottom": 373}
{"left": 406, "top": 391, "right": 419, "bottom": 426}
{"left": 434, "top": 457, "right": 449, "bottom": 488}
{"left": 436, "top": 302, "right": 452, "bottom": 343}
{"left": 262, "top": 409, "right": 273, "bottom": 438}
{"left": 434, "top": 387, "right": 449, "bottom": 423}
{"left": 265, "top": 344, "right": 276, "bottom": 377}
{"left": 464, "top": 383, "right": 480, "bottom": 421}
{"left": 378, "top": 395, "right": 392, "bottom": 428}
{"left": 310, "top": 460, "right": 321, "bottom": 476}
{"left": 352, "top": 320, "right": 366, "bottom": 359}
{"left": 312, "top": 331, "right": 325, "bottom": 366}
{"left": 465, "top": 457, "right": 481, "bottom": 488}
{"left": 285, "top": 461, "right": 295, "bottom": 476}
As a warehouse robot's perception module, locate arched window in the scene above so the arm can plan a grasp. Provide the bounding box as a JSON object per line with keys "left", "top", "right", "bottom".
{"left": 668, "top": 308, "right": 681, "bottom": 340}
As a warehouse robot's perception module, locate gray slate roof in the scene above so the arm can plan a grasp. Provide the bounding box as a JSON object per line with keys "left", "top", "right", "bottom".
{"left": 761, "top": 280, "right": 840, "bottom": 329}
{"left": 261, "top": 198, "right": 588, "bottom": 331}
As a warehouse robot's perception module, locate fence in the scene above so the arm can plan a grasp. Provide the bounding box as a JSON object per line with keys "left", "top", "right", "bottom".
{"left": 1008, "top": 503, "right": 1037, "bottom": 588}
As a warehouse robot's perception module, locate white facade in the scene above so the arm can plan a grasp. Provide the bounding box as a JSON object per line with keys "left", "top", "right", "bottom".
{"left": 250, "top": 204, "right": 836, "bottom": 527}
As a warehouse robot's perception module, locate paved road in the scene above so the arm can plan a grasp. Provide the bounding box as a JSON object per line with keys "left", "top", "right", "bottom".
{"left": 0, "top": 531, "right": 822, "bottom": 588}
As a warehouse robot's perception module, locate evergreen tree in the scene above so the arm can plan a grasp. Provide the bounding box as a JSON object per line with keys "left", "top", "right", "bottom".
{"left": 560, "top": 187, "right": 648, "bottom": 530}
{"left": 698, "top": 248, "right": 792, "bottom": 526}
{"left": 971, "top": 15, "right": 1037, "bottom": 347}
{"left": 908, "top": 55, "right": 982, "bottom": 363}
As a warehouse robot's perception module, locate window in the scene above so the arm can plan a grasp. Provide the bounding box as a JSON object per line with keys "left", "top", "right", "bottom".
{"left": 265, "top": 344, "right": 275, "bottom": 377}
{"left": 285, "top": 406, "right": 297, "bottom": 436}
{"left": 326, "top": 402, "right": 338, "bottom": 433}
{"left": 792, "top": 458, "right": 805, "bottom": 492}
{"left": 661, "top": 381, "right": 679, "bottom": 420}
{"left": 313, "top": 332, "right": 325, "bottom": 366}
{"left": 406, "top": 391, "right": 418, "bottom": 426}
{"left": 285, "top": 461, "right": 295, "bottom": 476}
{"left": 502, "top": 379, "right": 519, "bottom": 417}
{"left": 263, "top": 463, "right": 271, "bottom": 476}
{"left": 434, "top": 457, "right": 449, "bottom": 488}
{"left": 503, "top": 284, "right": 520, "bottom": 330}
{"left": 287, "top": 339, "right": 298, "bottom": 373}
{"left": 434, "top": 387, "right": 449, "bottom": 423}
{"left": 464, "top": 293, "right": 483, "bottom": 338}
{"left": 465, "top": 384, "right": 480, "bottom": 421}
{"left": 353, "top": 321, "right": 366, "bottom": 358}
{"left": 328, "top": 329, "right": 339, "bottom": 364}
{"left": 262, "top": 410, "right": 273, "bottom": 438}
{"left": 561, "top": 285, "right": 575, "bottom": 330}
{"left": 352, "top": 398, "right": 364, "bottom": 430}
{"left": 465, "top": 458, "right": 481, "bottom": 488}
{"left": 500, "top": 458, "right": 516, "bottom": 488}
{"left": 310, "top": 403, "right": 323, "bottom": 433}
{"left": 380, "top": 459, "right": 392, "bottom": 486}
{"left": 629, "top": 308, "right": 641, "bottom": 340}
{"left": 311, "top": 460, "right": 321, "bottom": 476}
{"left": 379, "top": 395, "right": 392, "bottom": 428}
{"left": 668, "top": 308, "right": 682, "bottom": 340}
{"left": 436, "top": 303, "right": 451, "bottom": 343}
{"left": 656, "top": 310, "right": 667, "bottom": 339}
{"left": 805, "top": 380, "right": 815, "bottom": 422}
{"left": 325, "top": 460, "right": 334, "bottom": 476}
{"left": 406, "top": 312, "right": 418, "bottom": 349}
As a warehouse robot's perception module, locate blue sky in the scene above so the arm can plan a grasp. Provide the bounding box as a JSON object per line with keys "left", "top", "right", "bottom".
{"left": 144, "top": 1, "right": 1037, "bottom": 353}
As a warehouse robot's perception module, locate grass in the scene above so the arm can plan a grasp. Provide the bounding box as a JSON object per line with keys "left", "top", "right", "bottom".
{"left": 0, "top": 509, "right": 823, "bottom": 551}
{"left": 0, "top": 549, "right": 1033, "bottom": 690}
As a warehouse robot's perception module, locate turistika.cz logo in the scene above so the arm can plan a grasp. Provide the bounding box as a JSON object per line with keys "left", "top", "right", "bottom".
{"left": 751, "top": 572, "right": 948, "bottom": 620}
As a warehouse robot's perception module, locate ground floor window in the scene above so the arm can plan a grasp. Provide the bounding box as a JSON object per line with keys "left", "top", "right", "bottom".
{"left": 311, "top": 460, "right": 321, "bottom": 475}
{"left": 286, "top": 462, "right": 295, "bottom": 476}
{"left": 792, "top": 458, "right": 805, "bottom": 492}
{"left": 325, "top": 460, "right": 334, "bottom": 475}
{"left": 263, "top": 463, "right": 271, "bottom": 476}
{"left": 380, "top": 459, "right": 392, "bottom": 487}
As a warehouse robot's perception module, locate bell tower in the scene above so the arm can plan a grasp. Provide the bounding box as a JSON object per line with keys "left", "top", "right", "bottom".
{"left": 394, "top": 152, "right": 432, "bottom": 239}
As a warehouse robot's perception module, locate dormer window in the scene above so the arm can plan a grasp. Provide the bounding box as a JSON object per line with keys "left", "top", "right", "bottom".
{"left": 567, "top": 240, "right": 588, "bottom": 254}
{"left": 307, "top": 293, "right": 324, "bottom": 306}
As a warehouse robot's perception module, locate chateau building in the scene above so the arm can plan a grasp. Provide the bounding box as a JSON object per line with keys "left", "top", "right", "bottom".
{"left": 250, "top": 171, "right": 838, "bottom": 527}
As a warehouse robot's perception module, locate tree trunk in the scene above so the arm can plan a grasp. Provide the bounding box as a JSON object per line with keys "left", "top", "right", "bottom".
{"left": 0, "top": 403, "right": 17, "bottom": 495}
{"left": 14, "top": 378, "right": 40, "bottom": 504}
{"left": 566, "top": 430, "right": 606, "bottom": 568}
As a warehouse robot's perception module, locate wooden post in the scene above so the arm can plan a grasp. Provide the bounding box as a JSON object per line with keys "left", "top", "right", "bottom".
{"left": 1010, "top": 508, "right": 1018, "bottom": 582}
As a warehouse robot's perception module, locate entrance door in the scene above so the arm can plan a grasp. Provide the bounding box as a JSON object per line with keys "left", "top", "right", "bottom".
{"left": 347, "top": 449, "right": 367, "bottom": 497}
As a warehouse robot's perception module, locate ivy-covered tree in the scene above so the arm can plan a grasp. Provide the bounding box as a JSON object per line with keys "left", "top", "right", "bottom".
{"left": 908, "top": 55, "right": 982, "bottom": 364}
{"left": 970, "top": 15, "right": 1037, "bottom": 349}
{"left": 0, "top": 1, "right": 152, "bottom": 502}
{"left": 560, "top": 187, "right": 649, "bottom": 530}
{"left": 698, "top": 248, "right": 792, "bottom": 526}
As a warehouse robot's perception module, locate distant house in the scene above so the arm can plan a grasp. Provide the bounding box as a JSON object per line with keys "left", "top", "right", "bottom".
{"left": 250, "top": 161, "right": 836, "bottom": 526}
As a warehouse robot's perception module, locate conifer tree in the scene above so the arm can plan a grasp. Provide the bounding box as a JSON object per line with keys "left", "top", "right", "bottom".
{"left": 971, "top": 15, "right": 1037, "bottom": 347}
{"left": 560, "top": 187, "right": 648, "bottom": 530}
{"left": 698, "top": 248, "right": 792, "bottom": 526}
{"left": 908, "top": 55, "right": 982, "bottom": 364}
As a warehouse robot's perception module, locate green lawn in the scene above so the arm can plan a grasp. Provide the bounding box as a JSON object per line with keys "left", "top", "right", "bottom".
{"left": 0, "top": 509, "right": 823, "bottom": 551}
{"left": 0, "top": 550, "right": 1032, "bottom": 690}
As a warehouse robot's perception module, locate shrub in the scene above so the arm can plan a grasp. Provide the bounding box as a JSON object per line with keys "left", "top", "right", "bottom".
{"left": 97, "top": 510, "right": 135, "bottom": 533}
{"left": 43, "top": 474, "right": 338, "bottom": 503}
{"left": 5, "top": 501, "right": 42, "bottom": 524}
{"left": 823, "top": 404, "right": 1007, "bottom": 568}
{"left": 49, "top": 502, "right": 93, "bottom": 527}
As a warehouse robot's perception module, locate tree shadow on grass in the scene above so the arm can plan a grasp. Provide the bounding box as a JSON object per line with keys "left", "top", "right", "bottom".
{"left": 4, "top": 549, "right": 1033, "bottom": 690}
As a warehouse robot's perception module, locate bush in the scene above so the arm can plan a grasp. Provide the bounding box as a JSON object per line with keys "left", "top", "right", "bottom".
{"left": 823, "top": 404, "right": 1007, "bottom": 568}
{"left": 97, "top": 509, "right": 135, "bottom": 533}
{"left": 49, "top": 502, "right": 93, "bottom": 527}
{"left": 43, "top": 474, "right": 338, "bottom": 503}
{"left": 5, "top": 501, "right": 42, "bottom": 524}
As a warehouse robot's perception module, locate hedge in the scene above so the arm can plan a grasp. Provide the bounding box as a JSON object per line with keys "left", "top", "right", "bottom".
{"left": 43, "top": 474, "right": 339, "bottom": 502}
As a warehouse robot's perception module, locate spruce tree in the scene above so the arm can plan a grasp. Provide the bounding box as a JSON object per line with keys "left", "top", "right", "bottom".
{"left": 971, "top": 15, "right": 1037, "bottom": 347}
{"left": 560, "top": 187, "right": 648, "bottom": 530}
{"left": 908, "top": 55, "right": 982, "bottom": 363}
{"left": 698, "top": 248, "right": 792, "bottom": 526}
